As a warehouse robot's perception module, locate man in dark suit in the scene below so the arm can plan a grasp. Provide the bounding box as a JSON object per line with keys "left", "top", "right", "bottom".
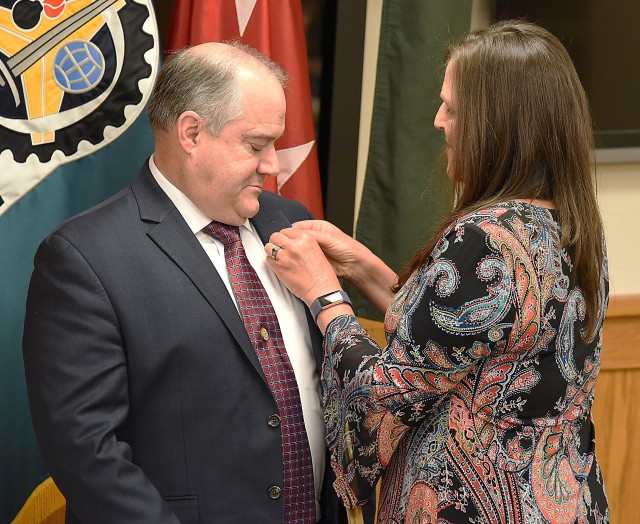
{"left": 23, "top": 42, "right": 345, "bottom": 524}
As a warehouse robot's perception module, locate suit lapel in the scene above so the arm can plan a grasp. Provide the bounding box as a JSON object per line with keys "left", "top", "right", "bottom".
{"left": 250, "top": 203, "right": 290, "bottom": 243}
{"left": 252, "top": 204, "right": 326, "bottom": 371}
{"left": 132, "top": 166, "right": 325, "bottom": 380}
{"left": 132, "top": 166, "right": 266, "bottom": 382}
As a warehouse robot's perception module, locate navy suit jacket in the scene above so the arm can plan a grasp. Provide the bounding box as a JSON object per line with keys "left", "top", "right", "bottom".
{"left": 23, "top": 163, "right": 347, "bottom": 523}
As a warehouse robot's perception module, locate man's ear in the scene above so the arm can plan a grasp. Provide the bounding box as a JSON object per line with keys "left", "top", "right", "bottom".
{"left": 176, "top": 111, "right": 203, "bottom": 153}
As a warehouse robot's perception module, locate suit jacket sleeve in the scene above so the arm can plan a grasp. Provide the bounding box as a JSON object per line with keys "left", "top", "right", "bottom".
{"left": 23, "top": 232, "right": 181, "bottom": 523}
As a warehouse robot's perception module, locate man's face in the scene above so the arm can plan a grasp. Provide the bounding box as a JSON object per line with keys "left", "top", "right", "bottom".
{"left": 434, "top": 61, "right": 455, "bottom": 176}
{"left": 186, "top": 73, "right": 286, "bottom": 225}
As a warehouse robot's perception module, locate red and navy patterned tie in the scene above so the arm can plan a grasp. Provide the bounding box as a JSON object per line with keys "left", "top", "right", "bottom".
{"left": 203, "top": 221, "right": 316, "bottom": 523}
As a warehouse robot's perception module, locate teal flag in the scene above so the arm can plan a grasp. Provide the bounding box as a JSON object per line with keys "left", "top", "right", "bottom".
{"left": 351, "top": 0, "right": 472, "bottom": 319}
{"left": 0, "top": 122, "right": 154, "bottom": 521}
{"left": 0, "top": 1, "right": 159, "bottom": 520}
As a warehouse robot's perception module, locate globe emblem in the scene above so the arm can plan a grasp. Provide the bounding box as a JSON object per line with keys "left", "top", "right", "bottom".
{"left": 53, "top": 40, "right": 105, "bottom": 93}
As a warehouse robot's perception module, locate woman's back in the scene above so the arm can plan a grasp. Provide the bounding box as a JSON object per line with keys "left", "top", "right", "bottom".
{"left": 325, "top": 201, "right": 609, "bottom": 523}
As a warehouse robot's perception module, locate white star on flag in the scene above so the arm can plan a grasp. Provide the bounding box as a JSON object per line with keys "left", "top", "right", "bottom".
{"left": 275, "top": 141, "right": 314, "bottom": 192}
{"left": 235, "top": 0, "right": 257, "bottom": 37}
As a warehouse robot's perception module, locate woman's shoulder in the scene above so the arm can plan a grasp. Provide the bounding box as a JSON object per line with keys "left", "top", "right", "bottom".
{"left": 454, "top": 200, "right": 559, "bottom": 231}
{"left": 435, "top": 200, "right": 561, "bottom": 260}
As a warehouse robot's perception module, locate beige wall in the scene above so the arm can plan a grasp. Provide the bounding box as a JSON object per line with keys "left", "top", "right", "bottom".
{"left": 597, "top": 164, "right": 640, "bottom": 296}
{"left": 356, "top": 0, "right": 639, "bottom": 297}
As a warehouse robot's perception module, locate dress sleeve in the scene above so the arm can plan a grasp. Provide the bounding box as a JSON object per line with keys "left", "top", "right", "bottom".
{"left": 322, "top": 223, "right": 516, "bottom": 508}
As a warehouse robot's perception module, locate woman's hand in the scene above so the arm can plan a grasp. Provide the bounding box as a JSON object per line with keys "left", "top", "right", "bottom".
{"left": 293, "top": 220, "right": 398, "bottom": 315}
{"left": 292, "top": 220, "right": 365, "bottom": 282}
{"left": 265, "top": 227, "right": 342, "bottom": 307}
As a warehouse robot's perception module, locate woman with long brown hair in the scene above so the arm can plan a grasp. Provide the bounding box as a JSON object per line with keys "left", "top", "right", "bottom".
{"left": 267, "top": 20, "right": 609, "bottom": 523}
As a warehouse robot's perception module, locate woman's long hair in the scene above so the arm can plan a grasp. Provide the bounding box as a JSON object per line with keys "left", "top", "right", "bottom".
{"left": 394, "top": 20, "right": 604, "bottom": 339}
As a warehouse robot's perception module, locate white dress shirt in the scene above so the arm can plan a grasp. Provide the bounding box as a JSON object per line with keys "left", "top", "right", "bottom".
{"left": 148, "top": 157, "right": 325, "bottom": 511}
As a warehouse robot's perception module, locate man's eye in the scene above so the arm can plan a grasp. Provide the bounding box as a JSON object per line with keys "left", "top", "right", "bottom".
{"left": 247, "top": 142, "right": 265, "bottom": 153}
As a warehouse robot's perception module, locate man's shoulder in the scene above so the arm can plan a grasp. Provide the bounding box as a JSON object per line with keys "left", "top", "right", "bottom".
{"left": 53, "top": 186, "right": 137, "bottom": 239}
{"left": 51, "top": 163, "right": 154, "bottom": 240}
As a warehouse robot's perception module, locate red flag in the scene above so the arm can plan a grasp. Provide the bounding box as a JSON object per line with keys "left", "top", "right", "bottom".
{"left": 168, "top": 0, "right": 324, "bottom": 219}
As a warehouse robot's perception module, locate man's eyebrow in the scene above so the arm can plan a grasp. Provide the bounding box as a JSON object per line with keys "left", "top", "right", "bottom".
{"left": 243, "top": 133, "right": 277, "bottom": 141}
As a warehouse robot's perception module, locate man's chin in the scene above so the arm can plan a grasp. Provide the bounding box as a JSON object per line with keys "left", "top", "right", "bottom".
{"left": 242, "top": 201, "right": 261, "bottom": 220}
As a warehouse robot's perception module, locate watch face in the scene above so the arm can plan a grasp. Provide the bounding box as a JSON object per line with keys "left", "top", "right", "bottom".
{"left": 310, "top": 290, "right": 351, "bottom": 322}
{"left": 319, "top": 291, "right": 343, "bottom": 306}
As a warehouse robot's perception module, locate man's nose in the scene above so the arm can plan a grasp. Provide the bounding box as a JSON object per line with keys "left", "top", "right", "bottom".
{"left": 257, "top": 144, "right": 279, "bottom": 177}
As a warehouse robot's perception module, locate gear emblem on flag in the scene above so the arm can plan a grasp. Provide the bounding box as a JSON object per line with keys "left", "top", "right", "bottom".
{"left": 0, "top": 0, "right": 159, "bottom": 163}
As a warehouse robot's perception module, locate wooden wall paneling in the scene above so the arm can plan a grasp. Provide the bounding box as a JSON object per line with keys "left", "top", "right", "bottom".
{"left": 592, "top": 294, "right": 640, "bottom": 523}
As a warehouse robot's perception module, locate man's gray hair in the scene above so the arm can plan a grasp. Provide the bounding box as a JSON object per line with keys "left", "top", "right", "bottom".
{"left": 147, "top": 41, "right": 288, "bottom": 137}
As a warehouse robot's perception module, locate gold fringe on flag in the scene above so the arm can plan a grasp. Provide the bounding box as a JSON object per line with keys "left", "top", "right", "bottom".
{"left": 11, "top": 477, "right": 65, "bottom": 524}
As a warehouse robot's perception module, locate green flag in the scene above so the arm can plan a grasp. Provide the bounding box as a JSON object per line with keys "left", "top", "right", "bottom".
{"left": 352, "top": 0, "right": 472, "bottom": 319}
{"left": 0, "top": 1, "right": 159, "bottom": 520}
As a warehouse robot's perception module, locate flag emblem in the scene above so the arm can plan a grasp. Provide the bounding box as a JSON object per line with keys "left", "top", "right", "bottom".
{"left": 0, "top": 0, "right": 158, "bottom": 164}
{"left": 53, "top": 40, "right": 106, "bottom": 93}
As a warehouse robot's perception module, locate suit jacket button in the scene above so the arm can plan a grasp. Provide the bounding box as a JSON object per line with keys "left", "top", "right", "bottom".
{"left": 267, "top": 414, "right": 281, "bottom": 428}
{"left": 268, "top": 485, "right": 282, "bottom": 500}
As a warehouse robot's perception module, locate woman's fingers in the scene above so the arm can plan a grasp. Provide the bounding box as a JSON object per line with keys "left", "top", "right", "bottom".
{"left": 292, "top": 219, "right": 331, "bottom": 232}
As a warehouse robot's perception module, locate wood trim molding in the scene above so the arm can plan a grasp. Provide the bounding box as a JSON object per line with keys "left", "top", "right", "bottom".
{"left": 602, "top": 294, "right": 640, "bottom": 370}
{"left": 606, "top": 294, "right": 640, "bottom": 318}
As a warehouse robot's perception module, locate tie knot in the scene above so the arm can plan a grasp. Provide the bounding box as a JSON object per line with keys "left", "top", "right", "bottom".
{"left": 203, "top": 221, "right": 241, "bottom": 245}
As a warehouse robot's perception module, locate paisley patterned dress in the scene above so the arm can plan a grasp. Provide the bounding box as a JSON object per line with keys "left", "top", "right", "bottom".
{"left": 322, "top": 202, "right": 609, "bottom": 523}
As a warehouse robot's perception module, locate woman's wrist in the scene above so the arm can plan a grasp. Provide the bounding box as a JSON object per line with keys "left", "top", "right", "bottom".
{"left": 309, "top": 290, "right": 352, "bottom": 323}
{"left": 348, "top": 245, "right": 395, "bottom": 289}
{"left": 343, "top": 244, "right": 374, "bottom": 286}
